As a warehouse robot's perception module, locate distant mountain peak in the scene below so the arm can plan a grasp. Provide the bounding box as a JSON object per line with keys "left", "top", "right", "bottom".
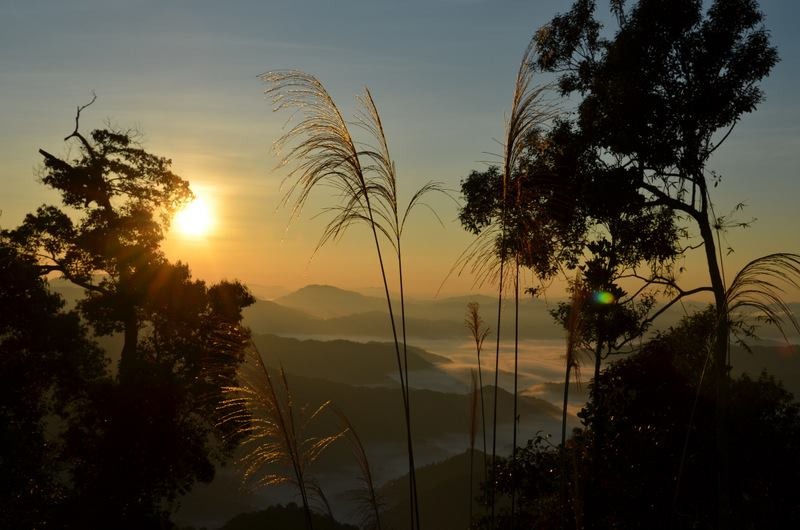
{"left": 294, "top": 284, "right": 365, "bottom": 296}
{"left": 276, "top": 284, "right": 384, "bottom": 319}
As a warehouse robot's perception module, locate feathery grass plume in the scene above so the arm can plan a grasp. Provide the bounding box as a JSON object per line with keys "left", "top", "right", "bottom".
{"left": 725, "top": 253, "right": 800, "bottom": 341}
{"left": 447, "top": 225, "right": 510, "bottom": 291}
{"left": 217, "top": 343, "right": 341, "bottom": 530}
{"left": 332, "top": 408, "right": 383, "bottom": 530}
{"left": 468, "top": 369, "right": 480, "bottom": 524}
{"left": 465, "top": 302, "right": 490, "bottom": 479}
{"left": 261, "top": 70, "right": 446, "bottom": 529}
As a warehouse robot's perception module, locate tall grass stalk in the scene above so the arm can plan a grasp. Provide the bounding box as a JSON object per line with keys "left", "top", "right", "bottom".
{"left": 465, "top": 302, "right": 490, "bottom": 477}
{"left": 469, "top": 369, "right": 480, "bottom": 524}
{"left": 355, "top": 91, "right": 448, "bottom": 529}
{"left": 262, "top": 71, "right": 443, "bottom": 529}
{"left": 444, "top": 37, "right": 555, "bottom": 526}
{"left": 217, "top": 344, "right": 341, "bottom": 530}
{"left": 489, "top": 241, "right": 506, "bottom": 528}
{"left": 670, "top": 252, "right": 800, "bottom": 520}
{"left": 492, "top": 37, "right": 555, "bottom": 527}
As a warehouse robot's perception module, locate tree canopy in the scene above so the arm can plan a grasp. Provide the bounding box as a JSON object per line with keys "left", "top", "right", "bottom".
{"left": 1, "top": 105, "right": 254, "bottom": 529}
{"left": 485, "top": 310, "right": 800, "bottom": 529}
{"left": 529, "top": 2, "right": 782, "bottom": 522}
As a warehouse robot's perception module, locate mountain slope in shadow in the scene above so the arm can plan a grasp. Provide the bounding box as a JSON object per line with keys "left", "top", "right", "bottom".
{"left": 378, "top": 450, "right": 488, "bottom": 530}
{"left": 252, "top": 333, "right": 451, "bottom": 387}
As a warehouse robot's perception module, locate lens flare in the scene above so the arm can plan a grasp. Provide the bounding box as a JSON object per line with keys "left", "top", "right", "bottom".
{"left": 593, "top": 290, "right": 615, "bottom": 305}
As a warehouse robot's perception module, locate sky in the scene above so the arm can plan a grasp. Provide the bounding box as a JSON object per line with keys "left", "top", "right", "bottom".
{"left": 1, "top": 0, "right": 798, "bottom": 299}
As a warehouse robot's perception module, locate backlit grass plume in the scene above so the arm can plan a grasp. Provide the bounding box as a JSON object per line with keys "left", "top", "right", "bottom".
{"left": 217, "top": 343, "right": 341, "bottom": 530}
{"left": 262, "top": 69, "right": 445, "bottom": 530}
{"left": 465, "top": 302, "right": 490, "bottom": 477}
{"left": 725, "top": 252, "right": 800, "bottom": 341}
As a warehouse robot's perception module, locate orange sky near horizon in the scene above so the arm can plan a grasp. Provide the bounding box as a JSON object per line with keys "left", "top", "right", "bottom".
{"left": 2, "top": 1, "right": 799, "bottom": 303}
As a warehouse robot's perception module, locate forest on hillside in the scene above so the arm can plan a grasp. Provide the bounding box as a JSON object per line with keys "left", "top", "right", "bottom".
{"left": 3, "top": 1, "right": 800, "bottom": 529}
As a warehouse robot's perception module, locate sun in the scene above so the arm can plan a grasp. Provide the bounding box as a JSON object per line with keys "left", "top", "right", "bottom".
{"left": 174, "top": 196, "right": 214, "bottom": 238}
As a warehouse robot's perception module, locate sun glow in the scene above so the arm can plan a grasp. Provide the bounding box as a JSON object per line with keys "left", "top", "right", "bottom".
{"left": 174, "top": 196, "right": 214, "bottom": 238}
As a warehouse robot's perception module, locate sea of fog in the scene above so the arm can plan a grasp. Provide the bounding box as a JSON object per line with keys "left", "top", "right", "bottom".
{"left": 282, "top": 334, "right": 590, "bottom": 422}
{"left": 176, "top": 335, "right": 588, "bottom": 528}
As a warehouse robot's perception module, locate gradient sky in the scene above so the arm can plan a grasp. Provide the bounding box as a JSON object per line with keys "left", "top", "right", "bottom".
{"left": 1, "top": 0, "right": 798, "bottom": 299}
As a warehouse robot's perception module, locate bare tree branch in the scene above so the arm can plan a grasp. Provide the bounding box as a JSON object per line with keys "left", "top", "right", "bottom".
{"left": 64, "top": 92, "right": 98, "bottom": 159}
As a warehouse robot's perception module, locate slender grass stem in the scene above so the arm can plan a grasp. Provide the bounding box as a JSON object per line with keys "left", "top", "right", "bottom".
{"left": 510, "top": 261, "right": 520, "bottom": 529}
{"left": 490, "top": 247, "right": 505, "bottom": 529}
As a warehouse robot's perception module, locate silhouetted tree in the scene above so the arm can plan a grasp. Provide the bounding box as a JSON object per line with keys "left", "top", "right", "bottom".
{"left": 6, "top": 97, "right": 192, "bottom": 374}
{"left": 484, "top": 310, "right": 800, "bottom": 529}
{"left": 460, "top": 100, "right": 679, "bottom": 529}
{"left": 580, "top": 309, "right": 800, "bottom": 529}
{"left": 532, "top": 0, "right": 781, "bottom": 523}
{"left": 61, "top": 270, "right": 254, "bottom": 529}
{"left": 2, "top": 101, "right": 254, "bottom": 528}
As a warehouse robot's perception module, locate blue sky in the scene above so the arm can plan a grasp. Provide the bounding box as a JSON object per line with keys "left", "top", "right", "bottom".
{"left": 1, "top": 0, "right": 798, "bottom": 297}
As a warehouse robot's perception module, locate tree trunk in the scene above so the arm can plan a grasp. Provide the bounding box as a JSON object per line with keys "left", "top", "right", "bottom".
{"left": 119, "top": 309, "right": 139, "bottom": 379}
{"left": 587, "top": 337, "right": 604, "bottom": 530}
{"left": 697, "top": 209, "right": 731, "bottom": 529}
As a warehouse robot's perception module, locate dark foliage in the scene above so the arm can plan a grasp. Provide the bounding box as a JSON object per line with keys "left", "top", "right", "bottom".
{"left": 0, "top": 244, "right": 106, "bottom": 528}
{"left": 213, "top": 503, "right": 358, "bottom": 530}
{"left": 531, "top": 2, "right": 780, "bottom": 523}
{"left": 458, "top": 123, "right": 590, "bottom": 279}
{"left": 2, "top": 115, "right": 254, "bottom": 529}
{"left": 484, "top": 310, "right": 800, "bottom": 529}
{"left": 537, "top": 0, "right": 778, "bottom": 168}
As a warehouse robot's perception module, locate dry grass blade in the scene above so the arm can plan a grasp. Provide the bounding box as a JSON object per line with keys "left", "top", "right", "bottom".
{"left": 469, "top": 370, "right": 479, "bottom": 451}
{"left": 307, "top": 479, "right": 336, "bottom": 521}
{"left": 352, "top": 84, "right": 448, "bottom": 530}
{"left": 354, "top": 87, "right": 450, "bottom": 251}
{"left": 726, "top": 253, "right": 800, "bottom": 341}
{"left": 332, "top": 408, "right": 384, "bottom": 530}
{"left": 445, "top": 226, "right": 513, "bottom": 290}
{"left": 446, "top": 38, "right": 559, "bottom": 292}
{"left": 400, "top": 180, "right": 450, "bottom": 237}
{"left": 489, "top": 38, "right": 559, "bottom": 526}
